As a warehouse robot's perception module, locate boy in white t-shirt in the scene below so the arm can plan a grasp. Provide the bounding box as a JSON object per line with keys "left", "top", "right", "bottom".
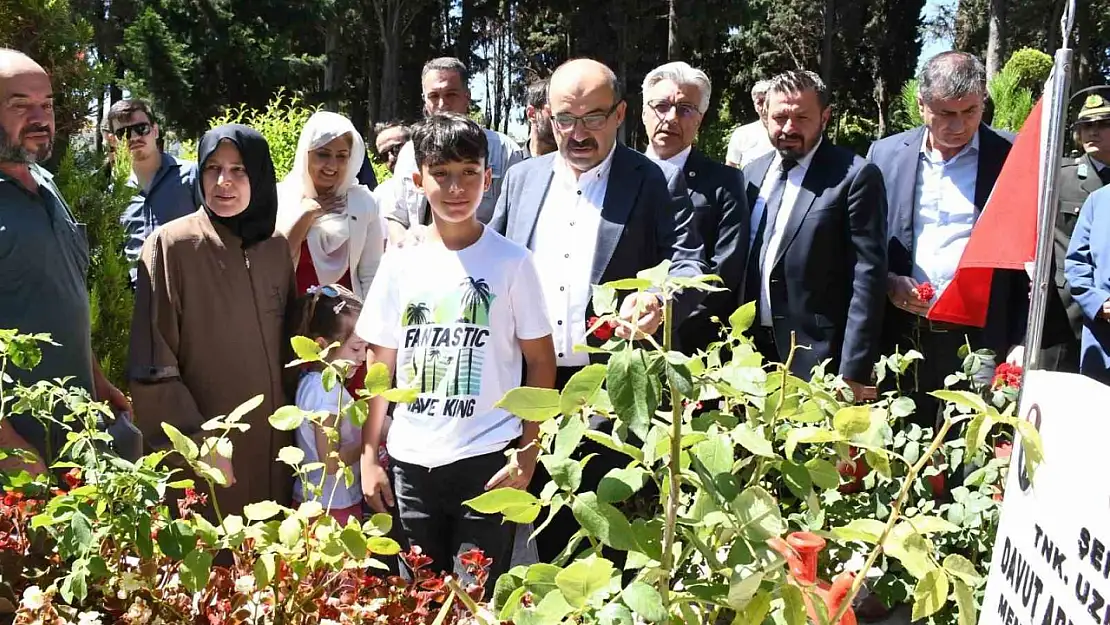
{"left": 357, "top": 113, "right": 555, "bottom": 586}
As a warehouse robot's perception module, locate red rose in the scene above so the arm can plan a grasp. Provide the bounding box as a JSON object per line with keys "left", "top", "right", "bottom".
{"left": 992, "top": 363, "right": 1023, "bottom": 390}
{"left": 588, "top": 316, "right": 614, "bottom": 341}
{"left": 63, "top": 468, "right": 82, "bottom": 489}
{"left": 915, "top": 282, "right": 936, "bottom": 303}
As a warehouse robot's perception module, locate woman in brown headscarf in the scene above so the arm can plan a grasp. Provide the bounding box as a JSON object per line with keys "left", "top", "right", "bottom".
{"left": 129, "top": 124, "right": 294, "bottom": 517}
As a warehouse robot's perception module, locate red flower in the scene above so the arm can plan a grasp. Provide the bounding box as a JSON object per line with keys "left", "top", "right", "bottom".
{"left": 915, "top": 282, "right": 936, "bottom": 303}
{"left": 178, "top": 487, "right": 208, "bottom": 518}
{"left": 459, "top": 547, "right": 493, "bottom": 571}
{"left": 400, "top": 547, "right": 434, "bottom": 572}
{"left": 63, "top": 468, "right": 82, "bottom": 489}
{"left": 992, "top": 363, "right": 1024, "bottom": 390}
{"left": 587, "top": 316, "right": 614, "bottom": 342}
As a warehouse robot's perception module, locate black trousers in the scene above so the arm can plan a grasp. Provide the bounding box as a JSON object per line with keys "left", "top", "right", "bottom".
{"left": 391, "top": 450, "right": 513, "bottom": 591}
{"left": 898, "top": 320, "right": 984, "bottom": 430}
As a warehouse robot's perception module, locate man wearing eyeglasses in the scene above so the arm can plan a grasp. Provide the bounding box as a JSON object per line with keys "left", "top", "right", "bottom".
{"left": 641, "top": 62, "right": 748, "bottom": 353}
{"left": 108, "top": 99, "right": 197, "bottom": 288}
{"left": 384, "top": 57, "right": 524, "bottom": 246}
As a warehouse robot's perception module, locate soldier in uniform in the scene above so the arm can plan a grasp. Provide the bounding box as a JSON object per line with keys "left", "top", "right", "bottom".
{"left": 1047, "top": 88, "right": 1110, "bottom": 371}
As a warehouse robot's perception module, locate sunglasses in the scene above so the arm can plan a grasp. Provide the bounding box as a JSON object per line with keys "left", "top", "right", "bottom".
{"left": 377, "top": 143, "right": 404, "bottom": 161}
{"left": 113, "top": 122, "right": 153, "bottom": 141}
{"left": 647, "top": 100, "right": 702, "bottom": 119}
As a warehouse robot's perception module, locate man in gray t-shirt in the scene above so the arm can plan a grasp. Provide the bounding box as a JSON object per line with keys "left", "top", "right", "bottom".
{"left": 0, "top": 49, "right": 129, "bottom": 471}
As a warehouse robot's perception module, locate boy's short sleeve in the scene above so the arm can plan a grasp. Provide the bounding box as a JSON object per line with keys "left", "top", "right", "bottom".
{"left": 355, "top": 249, "right": 402, "bottom": 348}
{"left": 509, "top": 251, "right": 553, "bottom": 341}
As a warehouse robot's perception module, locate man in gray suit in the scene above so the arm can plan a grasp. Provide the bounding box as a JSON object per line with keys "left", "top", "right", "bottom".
{"left": 489, "top": 57, "right": 705, "bottom": 563}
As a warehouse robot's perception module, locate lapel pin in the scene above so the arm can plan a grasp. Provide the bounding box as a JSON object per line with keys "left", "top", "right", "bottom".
{"left": 689, "top": 171, "right": 697, "bottom": 177}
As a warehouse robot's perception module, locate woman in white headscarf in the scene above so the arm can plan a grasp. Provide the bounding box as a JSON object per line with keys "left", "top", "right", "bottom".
{"left": 277, "top": 111, "right": 384, "bottom": 299}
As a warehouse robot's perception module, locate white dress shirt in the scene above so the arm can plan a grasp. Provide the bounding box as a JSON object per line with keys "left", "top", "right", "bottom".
{"left": 911, "top": 131, "right": 980, "bottom": 301}
{"left": 756, "top": 140, "right": 821, "bottom": 327}
{"left": 646, "top": 145, "right": 692, "bottom": 171}
{"left": 727, "top": 121, "right": 775, "bottom": 169}
{"left": 533, "top": 147, "right": 617, "bottom": 367}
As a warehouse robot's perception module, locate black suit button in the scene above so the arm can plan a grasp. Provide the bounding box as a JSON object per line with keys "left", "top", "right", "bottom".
{"left": 558, "top": 352, "right": 565, "bottom": 358}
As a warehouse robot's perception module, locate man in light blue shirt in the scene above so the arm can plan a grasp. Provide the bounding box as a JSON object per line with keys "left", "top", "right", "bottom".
{"left": 108, "top": 99, "right": 197, "bottom": 287}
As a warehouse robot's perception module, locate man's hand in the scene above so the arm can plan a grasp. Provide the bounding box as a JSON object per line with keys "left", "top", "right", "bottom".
{"left": 484, "top": 450, "right": 537, "bottom": 491}
{"left": 362, "top": 461, "right": 394, "bottom": 513}
{"left": 887, "top": 274, "right": 931, "bottom": 316}
{"left": 615, "top": 293, "right": 664, "bottom": 340}
{"left": 93, "top": 361, "right": 131, "bottom": 415}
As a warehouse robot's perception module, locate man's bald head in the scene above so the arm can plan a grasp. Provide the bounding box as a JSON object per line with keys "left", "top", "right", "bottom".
{"left": 0, "top": 49, "right": 55, "bottom": 164}
{"left": 547, "top": 58, "right": 625, "bottom": 176}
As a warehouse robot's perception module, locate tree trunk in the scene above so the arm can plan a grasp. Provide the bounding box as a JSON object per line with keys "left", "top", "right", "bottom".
{"left": 380, "top": 37, "right": 401, "bottom": 121}
{"left": 985, "top": 0, "right": 1007, "bottom": 77}
{"left": 821, "top": 0, "right": 835, "bottom": 83}
{"left": 667, "top": 0, "right": 680, "bottom": 61}
{"left": 456, "top": 0, "right": 476, "bottom": 65}
{"left": 323, "top": 21, "right": 341, "bottom": 111}
{"left": 874, "top": 74, "right": 888, "bottom": 139}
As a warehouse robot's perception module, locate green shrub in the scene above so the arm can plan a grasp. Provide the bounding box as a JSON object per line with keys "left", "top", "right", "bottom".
{"left": 205, "top": 90, "right": 319, "bottom": 178}
{"left": 895, "top": 78, "right": 925, "bottom": 131}
{"left": 989, "top": 67, "right": 1036, "bottom": 133}
{"left": 1002, "top": 48, "right": 1053, "bottom": 95}
{"left": 833, "top": 113, "right": 879, "bottom": 156}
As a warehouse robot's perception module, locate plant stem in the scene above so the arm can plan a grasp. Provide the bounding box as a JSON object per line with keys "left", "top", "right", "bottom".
{"left": 660, "top": 297, "right": 680, "bottom": 605}
{"left": 827, "top": 414, "right": 954, "bottom": 625}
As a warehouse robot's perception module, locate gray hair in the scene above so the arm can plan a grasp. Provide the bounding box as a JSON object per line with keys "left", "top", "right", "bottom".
{"left": 766, "top": 70, "right": 830, "bottom": 109}
{"left": 751, "top": 80, "right": 771, "bottom": 101}
{"left": 641, "top": 61, "right": 712, "bottom": 113}
{"left": 917, "top": 51, "right": 986, "bottom": 103}
{"left": 421, "top": 57, "right": 469, "bottom": 88}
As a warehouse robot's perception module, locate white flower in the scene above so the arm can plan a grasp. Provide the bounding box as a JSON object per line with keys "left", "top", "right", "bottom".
{"left": 77, "top": 611, "right": 104, "bottom": 625}
{"left": 234, "top": 574, "right": 255, "bottom": 594}
{"left": 20, "top": 585, "right": 45, "bottom": 611}
{"left": 320, "top": 620, "right": 340, "bottom": 625}
{"left": 125, "top": 596, "right": 152, "bottom": 624}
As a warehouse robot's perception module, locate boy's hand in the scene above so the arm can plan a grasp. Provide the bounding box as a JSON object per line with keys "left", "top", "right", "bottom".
{"left": 362, "top": 461, "right": 394, "bottom": 513}
{"left": 485, "top": 452, "right": 537, "bottom": 491}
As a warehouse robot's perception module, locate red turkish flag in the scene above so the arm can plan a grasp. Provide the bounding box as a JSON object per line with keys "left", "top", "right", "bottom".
{"left": 927, "top": 98, "right": 1043, "bottom": 327}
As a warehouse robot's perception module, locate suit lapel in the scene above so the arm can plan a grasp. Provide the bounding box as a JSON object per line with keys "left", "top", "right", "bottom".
{"left": 591, "top": 146, "right": 638, "bottom": 285}
{"left": 516, "top": 160, "right": 555, "bottom": 248}
{"left": 892, "top": 128, "right": 924, "bottom": 254}
{"left": 770, "top": 143, "right": 823, "bottom": 268}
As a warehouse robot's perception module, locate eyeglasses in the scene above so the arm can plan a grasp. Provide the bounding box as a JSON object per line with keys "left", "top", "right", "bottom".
{"left": 377, "top": 143, "right": 403, "bottom": 162}
{"left": 551, "top": 103, "right": 621, "bottom": 132}
{"left": 113, "top": 123, "right": 152, "bottom": 140}
{"left": 647, "top": 100, "right": 702, "bottom": 119}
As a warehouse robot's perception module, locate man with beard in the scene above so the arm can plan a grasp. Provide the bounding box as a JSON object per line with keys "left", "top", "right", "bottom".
{"left": 742, "top": 70, "right": 887, "bottom": 397}
{"left": 0, "top": 50, "right": 130, "bottom": 472}
{"left": 641, "top": 61, "right": 748, "bottom": 353}
{"left": 108, "top": 99, "right": 198, "bottom": 287}
{"left": 524, "top": 79, "right": 556, "bottom": 158}
{"left": 384, "top": 57, "right": 524, "bottom": 245}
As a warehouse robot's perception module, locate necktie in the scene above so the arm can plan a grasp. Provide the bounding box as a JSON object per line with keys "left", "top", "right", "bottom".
{"left": 1097, "top": 163, "right": 1110, "bottom": 186}
{"left": 743, "top": 158, "right": 798, "bottom": 307}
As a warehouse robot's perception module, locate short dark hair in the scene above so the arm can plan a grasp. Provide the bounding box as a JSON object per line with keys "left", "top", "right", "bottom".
{"left": 526, "top": 79, "right": 549, "bottom": 108}
{"left": 421, "top": 57, "right": 469, "bottom": 87}
{"left": 374, "top": 120, "right": 411, "bottom": 140}
{"left": 411, "top": 113, "right": 488, "bottom": 169}
{"left": 766, "top": 70, "right": 830, "bottom": 109}
{"left": 918, "top": 51, "right": 987, "bottom": 103}
{"left": 106, "top": 99, "right": 158, "bottom": 129}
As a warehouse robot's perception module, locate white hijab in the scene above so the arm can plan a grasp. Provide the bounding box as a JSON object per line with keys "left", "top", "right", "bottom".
{"left": 277, "top": 111, "right": 374, "bottom": 288}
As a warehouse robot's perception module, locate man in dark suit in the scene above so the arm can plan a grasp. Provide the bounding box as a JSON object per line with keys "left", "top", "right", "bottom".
{"left": 741, "top": 70, "right": 887, "bottom": 397}
{"left": 490, "top": 57, "right": 706, "bottom": 564}
{"left": 640, "top": 61, "right": 748, "bottom": 353}
{"left": 868, "top": 51, "right": 1027, "bottom": 426}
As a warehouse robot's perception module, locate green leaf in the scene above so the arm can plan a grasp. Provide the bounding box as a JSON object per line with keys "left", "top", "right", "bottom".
{"left": 785, "top": 427, "right": 842, "bottom": 458}
{"left": 832, "top": 406, "right": 871, "bottom": 437}
{"left": 69, "top": 511, "right": 94, "bottom": 552}
{"left": 694, "top": 436, "right": 734, "bottom": 476}
{"left": 279, "top": 515, "right": 302, "bottom": 547}
{"left": 161, "top": 423, "right": 199, "bottom": 461}
{"left": 560, "top": 365, "right": 607, "bottom": 416}
{"left": 367, "top": 536, "right": 402, "bottom": 556}
{"left": 664, "top": 360, "right": 695, "bottom": 399}
{"left": 180, "top": 550, "right": 213, "bottom": 594}
{"left": 597, "top": 467, "right": 649, "bottom": 504}
{"left": 805, "top": 458, "right": 840, "bottom": 490}
{"left": 621, "top": 582, "right": 667, "bottom": 622}
{"left": 736, "top": 590, "right": 773, "bottom": 625}
{"left": 524, "top": 563, "right": 562, "bottom": 598}
{"left": 727, "top": 571, "right": 764, "bottom": 610}
{"left": 291, "top": 336, "right": 323, "bottom": 362}
{"left": 729, "top": 301, "right": 757, "bottom": 337}
{"left": 571, "top": 492, "right": 638, "bottom": 550}
{"left": 242, "top": 500, "right": 284, "bottom": 522}
{"left": 157, "top": 520, "right": 196, "bottom": 560}
{"left": 953, "top": 578, "right": 978, "bottom": 625}
{"left": 592, "top": 285, "right": 617, "bottom": 316}
{"left": 277, "top": 446, "right": 305, "bottom": 467}
{"left": 583, "top": 430, "right": 644, "bottom": 463}
{"left": 607, "top": 348, "right": 658, "bottom": 440}
{"left": 269, "top": 405, "right": 306, "bottom": 431}
{"left": 831, "top": 519, "right": 886, "bottom": 544}
{"left": 733, "top": 423, "right": 776, "bottom": 458}
{"left": 364, "top": 362, "right": 391, "bottom": 395}
{"left": 605, "top": 278, "right": 653, "bottom": 290}
{"left": 911, "top": 568, "right": 949, "bottom": 621}
{"left": 885, "top": 524, "right": 938, "bottom": 579}
{"left": 540, "top": 455, "right": 583, "bottom": 493}
{"left": 382, "top": 387, "right": 419, "bottom": 403}
{"left": 60, "top": 560, "right": 88, "bottom": 604}
{"left": 340, "top": 526, "right": 368, "bottom": 558}
{"left": 555, "top": 555, "right": 615, "bottom": 608}
{"left": 735, "top": 487, "right": 783, "bottom": 541}
{"left": 368, "top": 512, "right": 393, "bottom": 535}
{"left": 781, "top": 460, "right": 813, "bottom": 499}
{"left": 905, "top": 515, "right": 960, "bottom": 535}
{"left": 599, "top": 603, "right": 636, "bottom": 625}
{"left": 965, "top": 413, "right": 996, "bottom": 456}
{"left": 943, "top": 554, "right": 984, "bottom": 586}
{"left": 464, "top": 488, "right": 540, "bottom": 514}
{"left": 135, "top": 515, "right": 154, "bottom": 559}
{"left": 227, "top": 394, "right": 264, "bottom": 424}
{"left": 496, "top": 387, "right": 562, "bottom": 422}
{"left": 891, "top": 396, "right": 916, "bottom": 418}
{"left": 782, "top": 583, "right": 807, "bottom": 625}
{"left": 931, "top": 390, "right": 989, "bottom": 414}
{"left": 865, "top": 450, "right": 892, "bottom": 479}
{"left": 1015, "top": 419, "right": 1044, "bottom": 479}
{"left": 554, "top": 415, "right": 588, "bottom": 460}
{"left": 255, "top": 553, "right": 276, "bottom": 587}
{"left": 635, "top": 260, "right": 671, "bottom": 286}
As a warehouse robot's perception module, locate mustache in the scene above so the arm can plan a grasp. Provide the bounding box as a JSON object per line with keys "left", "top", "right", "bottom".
{"left": 776, "top": 132, "right": 804, "bottom": 143}
{"left": 21, "top": 124, "right": 52, "bottom": 138}
{"left": 568, "top": 137, "right": 597, "bottom": 150}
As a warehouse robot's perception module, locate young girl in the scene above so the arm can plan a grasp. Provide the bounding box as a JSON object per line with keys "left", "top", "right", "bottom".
{"left": 288, "top": 284, "right": 369, "bottom": 524}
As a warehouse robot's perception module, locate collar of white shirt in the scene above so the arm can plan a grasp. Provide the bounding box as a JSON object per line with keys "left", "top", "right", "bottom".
{"left": 554, "top": 144, "right": 618, "bottom": 190}
{"left": 920, "top": 129, "right": 980, "bottom": 164}
{"left": 645, "top": 144, "right": 693, "bottom": 170}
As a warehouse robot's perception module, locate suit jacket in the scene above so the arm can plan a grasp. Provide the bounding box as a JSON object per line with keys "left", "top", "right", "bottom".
{"left": 1055, "top": 153, "right": 1109, "bottom": 341}
{"left": 1064, "top": 186, "right": 1110, "bottom": 382}
{"left": 867, "top": 124, "right": 1027, "bottom": 356}
{"left": 742, "top": 140, "right": 888, "bottom": 382}
{"left": 675, "top": 148, "right": 750, "bottom": 352}
{"left": 490, "top": 144, "right": 707, "bottom": 345}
